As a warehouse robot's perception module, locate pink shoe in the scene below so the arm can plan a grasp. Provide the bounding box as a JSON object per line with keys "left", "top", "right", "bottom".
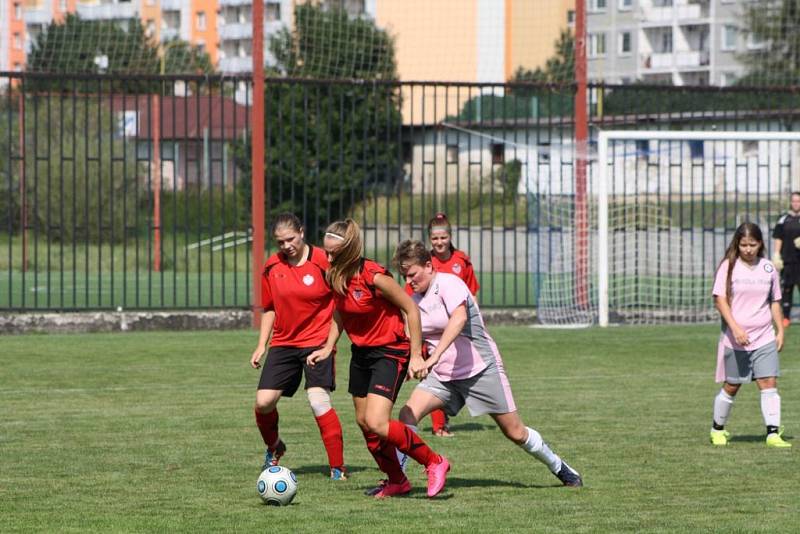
{"left": 366, "top": 478, "right": 412, "bottom": 499}
{"left": 425, "top": 456, "right": 450, "bottom": 497}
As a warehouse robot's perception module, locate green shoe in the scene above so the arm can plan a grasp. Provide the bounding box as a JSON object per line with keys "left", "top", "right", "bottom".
{"left": 710, "top": 429, "right": 730, "bottom": 446}
{"left": 766, "top": 428, "right": 792, "bottom": 448}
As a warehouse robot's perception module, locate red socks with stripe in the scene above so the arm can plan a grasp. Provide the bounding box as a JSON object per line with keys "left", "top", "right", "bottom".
{"left": 254, "top": 408, "right": 280, "bottom": 449}
{"left": 387, "top": 420, "right": 441, "bottom": 467}
{"left": 362, "top": 430, "right": 406, "bottom": 483}
{"left": 430, "top": 409, "right": 447, "bottom": 432}
{"left": 314, "top": 408, "right": 345, "bottom": 469}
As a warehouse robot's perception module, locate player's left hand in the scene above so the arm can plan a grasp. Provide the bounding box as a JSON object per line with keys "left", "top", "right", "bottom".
{"left": 408, "top": 354, "right": 428, "bottom": 380}
{"left": 794, "top": 237, "right": 800, "bottom": 249}
{"left": 306, "top": 347, "right": 332, "bottom": 367}
{"left": 776, "top": 330, "right": 785, "bottom": 352}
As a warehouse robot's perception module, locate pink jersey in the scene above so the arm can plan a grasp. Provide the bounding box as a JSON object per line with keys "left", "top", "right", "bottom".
{"left": 712, "top": 257, "right": 781, "bottom": 351}
{"left": 412, "top": 272, "right": 502, "bottom": 381}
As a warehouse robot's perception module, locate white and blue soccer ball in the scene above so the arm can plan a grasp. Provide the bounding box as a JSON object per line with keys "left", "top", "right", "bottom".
{"left": 257, "top": 466, "right": 297, "bottom": 506}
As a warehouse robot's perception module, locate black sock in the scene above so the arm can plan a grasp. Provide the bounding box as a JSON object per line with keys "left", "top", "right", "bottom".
{"left": 767, "top": 425, "right": 779, "bottom": 435}
{"left": 712, "top": 421, "right": 725, "bottom": 431}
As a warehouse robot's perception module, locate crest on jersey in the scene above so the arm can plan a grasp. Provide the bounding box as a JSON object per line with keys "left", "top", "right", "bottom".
{"left": 765, "top": 263, "right": 774, "bottom": 273}
{"left": 353, "top": 289, "right": 363, "bottom": 301}
{"left": 303, "top": 274, "right": 315, "bottom": 286}
{"left": 452, "top": 263, "right": 462, "bottom": 274}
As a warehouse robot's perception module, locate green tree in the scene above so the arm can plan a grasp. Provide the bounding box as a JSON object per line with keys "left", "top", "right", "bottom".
{"left": 233, "top": 3, "right": 402, "bottom": 240}
{"left": 738, "top": 0, "right": 800, "bottom": 86}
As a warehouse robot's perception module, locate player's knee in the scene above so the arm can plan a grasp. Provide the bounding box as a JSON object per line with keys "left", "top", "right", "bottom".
{"left": 723, "top": 383, "right": 741, "bottom": 397}
{"left": 306, "top": 388, "right": 332, "bottom": 417}
{"left": 398, "top": 405, "right": 418, "bottom": 426}
{"left": 364, "top": 414, "right": 389, "bottom": 438}
{"left": 255, "top": 393, "right": 279, "bottom": 413}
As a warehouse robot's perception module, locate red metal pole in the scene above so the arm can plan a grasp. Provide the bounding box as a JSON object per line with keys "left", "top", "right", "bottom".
{"left": 251, "top": 0, "right": 266, "bottom": 329}
{"left": 574, "top": 0, "right": 589, "bottom": 310}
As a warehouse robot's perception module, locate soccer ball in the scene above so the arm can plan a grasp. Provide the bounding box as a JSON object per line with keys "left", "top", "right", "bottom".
{"left": 257, "top": 466, "right": 297, "bottom": 506}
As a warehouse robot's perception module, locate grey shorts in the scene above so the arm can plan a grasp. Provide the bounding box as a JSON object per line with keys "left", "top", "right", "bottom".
{"left": 723, "top": 341, "right": 780, "bottom": 384}
{"left": 416, "top": 362, "right": 517, "bottom": 417}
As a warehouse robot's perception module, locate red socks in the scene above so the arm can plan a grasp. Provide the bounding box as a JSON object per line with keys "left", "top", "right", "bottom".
{"left": 430, "top": 409, "right": 447, "bottom": 432}
{"left": 314, "top": 408, "right": 345, "bottom": 469}
{"left": 254, "top": 408, "right": 280, "bottom": 449}
{"left": 387, "top": 420, "right": 441, "bottom": 467}
{"left": 362, "top": 430, "right": 406, "bottom": 483}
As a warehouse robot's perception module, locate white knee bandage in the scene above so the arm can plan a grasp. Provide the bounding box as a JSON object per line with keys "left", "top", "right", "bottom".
{"left": 307, "top": 388, "right": 332, "bottom": 417}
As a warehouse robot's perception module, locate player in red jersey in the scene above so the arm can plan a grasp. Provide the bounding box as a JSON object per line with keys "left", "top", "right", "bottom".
{"left": 307, "top": 218, "right": 450, "bottom": 499}
{"left": 250, "top": 213, "right": 347, "bottom": 480}
{"left": 426, "top": 213, "right": 479, "bottom": 436}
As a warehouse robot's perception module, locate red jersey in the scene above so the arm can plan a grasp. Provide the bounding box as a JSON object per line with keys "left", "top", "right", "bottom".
{"left": 261, "top": 245, "right": 334, "bottom": 348}
{"left": 431, "top": 248, "right": 479, "bottom": 295}
{"left": 333, "top": 258, "right": 409, "bottom": 350}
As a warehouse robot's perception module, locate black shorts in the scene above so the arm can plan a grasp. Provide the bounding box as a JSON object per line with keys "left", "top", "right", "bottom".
{"left": 348, "top": 345, "right": 409, "bottom": 403}
{"left": 782, "top": 263, "right": 800, "bottom": 286}
{"left": 258, "top": 346, "right": 336, "bottom": 397}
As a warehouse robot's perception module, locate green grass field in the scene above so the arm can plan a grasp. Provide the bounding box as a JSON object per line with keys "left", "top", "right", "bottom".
{"left": 2, "top": 325, "right": 798, "bottom": 532}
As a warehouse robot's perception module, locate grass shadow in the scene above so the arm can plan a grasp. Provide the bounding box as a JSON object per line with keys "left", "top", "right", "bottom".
{"left": 290, "top": 464, "right": 370, "bottom": 476}
{"left": 445, "top": 476, "right": 560, "bottom": 490}
{"left": 729, "top": 433, "right": 793, "bottom": 443}
{"left": 436, "top": 422, "right": 495, "bottom": 433}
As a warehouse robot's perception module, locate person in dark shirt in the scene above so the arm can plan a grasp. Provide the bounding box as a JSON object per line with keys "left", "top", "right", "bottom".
{"left": 772, "top": 192, "right": 800, "bottom": 327}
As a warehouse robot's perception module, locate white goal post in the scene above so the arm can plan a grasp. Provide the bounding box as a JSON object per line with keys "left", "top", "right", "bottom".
{"left": 597, "top": 130, "right": 800, "bottom": 327}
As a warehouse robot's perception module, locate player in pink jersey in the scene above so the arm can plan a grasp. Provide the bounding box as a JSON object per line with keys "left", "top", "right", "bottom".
{"left": 709, "top": 222, "right": 791, "bottom": 448}
{"left": 393, "top": 239, "right": 583, "bottom": 487}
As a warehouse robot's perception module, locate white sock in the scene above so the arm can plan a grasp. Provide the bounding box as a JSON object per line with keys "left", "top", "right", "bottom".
{"left": 760, "top": 388, "right": 781, "bottom": 430}
{"left": 396, "top": 424, "right": 418, "bottom": 472}
{"left": 712, "top": 389, "right": 735, "bottom": 429}
{"left": 520, "top": 427, "right": 562, "bottom": 474}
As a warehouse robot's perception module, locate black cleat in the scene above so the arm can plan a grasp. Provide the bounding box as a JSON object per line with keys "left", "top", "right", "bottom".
{"left": 555, "top": 461, "right": 583, "bottom": 487}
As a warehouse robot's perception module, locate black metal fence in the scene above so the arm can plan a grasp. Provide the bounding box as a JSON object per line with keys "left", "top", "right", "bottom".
{"left": 2, "top": 72, "right": 799, "bottom": 311}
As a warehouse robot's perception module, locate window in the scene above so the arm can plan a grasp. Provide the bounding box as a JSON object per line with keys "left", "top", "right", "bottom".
{"left": 590, "top": 0, "right": 607, "bottom": 11}
{"left": 722, "top": 25, "right": 737, "bottom": 51}
{"left": 14, "top": 3, "right": 21, "bottom": 20}
{"left": 589, "top": 33, "right": 607, "bottom": 58}
{"left": 446, "top": 144, "right": 458, "bottom": 164}
{"left": 196, "top": 11, "right": 206, "bottom": 31}
{"left": 688, "top": 140, "right": 704, "bottom": 160}
{"left": 13, "top": 33, "right": 22, "bottom": 50}
{"left": 491, "top": 143, "right": 505, "bottom": 165}
{"left": 661, "top": 31, "right": 673, "bottom": 53}
{"left": 720, "top": 71, "right": 737, "bottom": 87}
{"left": 14, "top": 62, "right": 22, "bottom": 72}
{"left": 618, "top": 0, "right": 632, "bottom": 9}
{"left": 59, "top": 0, "right": 67, "bottom": 10}
{"left": 619, "top": 31, "right": 631, "bottom": 55}
{"left": 747, "top": 32, "right": 766, "bottom": 50}
{"left": 567, "top": 10, "right": 575, "bottom": 25}
{"left": 266, "top": 2, "right": 281, "bottom": 21}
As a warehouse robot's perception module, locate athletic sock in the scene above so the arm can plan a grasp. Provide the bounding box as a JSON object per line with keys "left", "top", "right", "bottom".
{"left": 255, "top": 408, "right": 280, "bottom": 449}
{"left": 430, "top": 409, "right": 447, "bottom": 432}
{"left": 386, "top": 420, "right": 441, "bottom": 467}
{"left": 395, "top": 424, "right": 418, "bottom": 471}
{"left": 520, "top": 427, "right": 562, "bottom": 474}
{"left": 712, "top": 389, "right": 735, "bottom": 429}
{"left": 362, "top": 430, "right": 405, "bottom": 484}
{"left": 314, "top": 408, "right": 344, "bottom": 469}
{"left": 760, "top": 388, "right": 781, "bottom": 431}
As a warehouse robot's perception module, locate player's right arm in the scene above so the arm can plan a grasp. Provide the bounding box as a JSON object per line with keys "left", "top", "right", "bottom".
{"left": 714, "top": 296, "right": 749, "bottom": 346}
{"left": 251, "top": 310, "right": 276, "bottom": 369}
{"left": 306, "top": 310, "right": 343, "bottom": 367}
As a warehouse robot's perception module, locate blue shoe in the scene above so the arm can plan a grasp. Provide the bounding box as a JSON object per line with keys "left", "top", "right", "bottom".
{"left": 330, "top": 467, "right": 348, "bottom": 480}
{"left": 261, "top": 439, "right": 286, "bottom": 471}
{"left": 555, "top": 460, "right": 583, "bottom": 487}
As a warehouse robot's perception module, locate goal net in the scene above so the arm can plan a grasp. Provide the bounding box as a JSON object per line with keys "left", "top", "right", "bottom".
{"left": 536, "top": 130, "right": 800, "bottom": 327}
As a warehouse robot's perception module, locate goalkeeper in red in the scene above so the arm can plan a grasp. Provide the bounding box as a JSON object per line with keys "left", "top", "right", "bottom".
{"left": 250, "top": 213, "right": 347, "bottom": 480}
{"left": 771, "top": 192, "right": 800, "bottom": 328}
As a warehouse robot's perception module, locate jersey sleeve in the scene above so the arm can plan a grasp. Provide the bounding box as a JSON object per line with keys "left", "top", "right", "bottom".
{"left": 460, "top": 255, "right": 480, "bottom": 295}
{"left": 440, "top": 274, "right": 472, "bottom": 315}
{"left": 361, "top": 259, "right": 391, "bottom": 287}
{"left": 773, "top": 215, "right": 786, "bottom": 239}
{"left": 261, "top": 270, "right": 275, "bottom": 311}
{"left": 711, "top": 260, "right": 729, "bottom": 298}
{"left": 770, "top": 263, "right": 783, "bottom": 302}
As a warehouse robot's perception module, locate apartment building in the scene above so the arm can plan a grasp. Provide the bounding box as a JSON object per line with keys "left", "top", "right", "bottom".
{"left": 587, "top": 0, "right": 753, "bottom": 86}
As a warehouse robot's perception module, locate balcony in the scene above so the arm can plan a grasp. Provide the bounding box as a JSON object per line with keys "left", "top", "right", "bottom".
{"left": 23, "top": 7, "right": 52, "bottom": 25}
{"left": 219, "top": 22, "right": 252, "bottom": 40}
{"left": 219, "top": 56, "right": 252, "bottom": 73}
{"left": 219, "top": 0, "right": 253, "bottom": 5}
{"left": 160, "top": 27, "right": 179, "bottom": 41}
{"left": 76, "top": 2, "right": 138, "bottom": 21}
{"left": 638, "top": 2, "right": 709, "bottom": 25}
{"left": 641, "top": 50, "right": 710, "bottom": 71}
{"left": 160, "top": 0, "right": 182, "bottom": 11}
